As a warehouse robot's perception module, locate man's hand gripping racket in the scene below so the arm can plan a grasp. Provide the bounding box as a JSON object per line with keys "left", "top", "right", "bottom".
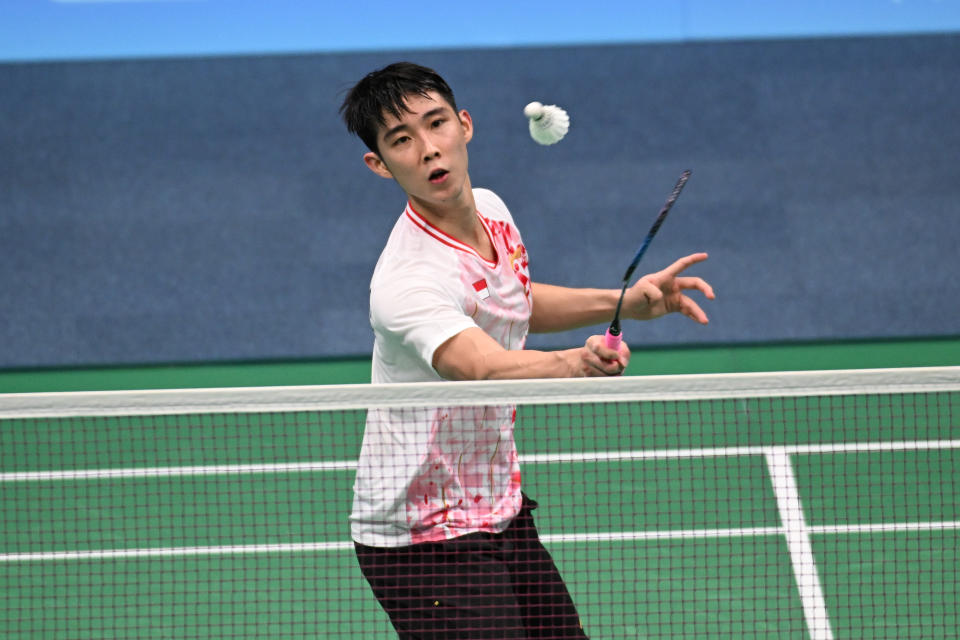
{"left": 605, "top": 170, "right": 692, "bottom": 350}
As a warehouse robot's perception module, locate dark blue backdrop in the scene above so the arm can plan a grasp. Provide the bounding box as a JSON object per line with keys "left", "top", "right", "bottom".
{"left": 1, "top": 34, "right": 958, "bottom": 368}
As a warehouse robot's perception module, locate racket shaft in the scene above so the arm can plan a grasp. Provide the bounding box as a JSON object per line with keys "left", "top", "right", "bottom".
{"left": 606, "top": 169, "right": 691, "bottom": 348}
{"left": 621, "top": 170, "right": 690, "bottom": 282}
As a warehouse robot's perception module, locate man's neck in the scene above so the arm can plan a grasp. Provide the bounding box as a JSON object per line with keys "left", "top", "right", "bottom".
{"left": 410, "top": 186, "right": 495, "bottom": 261}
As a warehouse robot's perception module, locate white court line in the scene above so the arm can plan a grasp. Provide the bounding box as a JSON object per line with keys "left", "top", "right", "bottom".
{"left": 767, "top": 450, "right": 834, "bottom": 640}
{"left": 0, "top": 541, "right": 351, "bottom": 562}
{"left": 543, "top": 527, "right": 786, "bottom": 542}
{"left": 4, "top": 439, "right": 957, "bottom": 482}
{"left": 524, "top": 439, "right": 960, "bottom": 464}
{"left": 3, "top": 521, "right": 958, "bottom": 563}
{"left": 809, "top": 521, "right": 960, "bottom": 534}
{"left": 0, "top": 460, "right": 354, "bottom": 482}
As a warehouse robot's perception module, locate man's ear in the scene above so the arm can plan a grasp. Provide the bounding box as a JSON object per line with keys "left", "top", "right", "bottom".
{"left": 363, "top": 152, "right": 393, "bottom": 179}
{"left": 459, "top": 109, "right": 473, "bottom": 144}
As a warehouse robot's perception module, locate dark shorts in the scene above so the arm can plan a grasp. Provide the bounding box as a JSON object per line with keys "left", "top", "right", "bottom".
{"left": 355, "top": 495, "right": 589, "bottom": 639}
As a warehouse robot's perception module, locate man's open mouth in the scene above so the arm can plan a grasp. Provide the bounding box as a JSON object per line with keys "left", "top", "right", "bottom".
{"left": 429, "top": 169, "right": 449, "bottom": 183}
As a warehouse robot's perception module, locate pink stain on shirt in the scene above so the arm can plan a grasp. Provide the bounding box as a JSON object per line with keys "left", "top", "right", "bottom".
{"left": 406, "top": 407, "right": 522, "bottom": 543}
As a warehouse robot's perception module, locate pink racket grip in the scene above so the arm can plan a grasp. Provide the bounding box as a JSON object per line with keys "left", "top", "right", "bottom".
{"left": 604, "top": 328, "right": 622, "bottom": 350}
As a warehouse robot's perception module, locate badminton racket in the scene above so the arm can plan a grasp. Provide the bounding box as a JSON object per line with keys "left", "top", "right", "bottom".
{"left": 605, "top": 169, "right": 691, "bottom": 349}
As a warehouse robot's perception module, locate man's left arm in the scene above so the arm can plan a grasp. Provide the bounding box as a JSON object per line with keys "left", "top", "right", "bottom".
{"left": 529, "top": 253, "right": 715, "bottom": 333}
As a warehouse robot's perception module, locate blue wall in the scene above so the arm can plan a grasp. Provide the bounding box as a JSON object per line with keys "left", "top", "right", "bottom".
{"left": 2, "top": 33, "right": 959, "bottom": 367}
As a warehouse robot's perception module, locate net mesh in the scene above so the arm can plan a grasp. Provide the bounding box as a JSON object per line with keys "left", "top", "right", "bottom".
{"left": 2, "top": 368, "right": 958, "bottom": 638}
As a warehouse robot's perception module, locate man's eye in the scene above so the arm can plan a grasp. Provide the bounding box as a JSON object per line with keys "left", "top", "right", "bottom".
{"left": 431, "top": 118, "right": 445, "bottom": 128}
{"left": 392, "top": 136, "right": 410, "bottom": 146}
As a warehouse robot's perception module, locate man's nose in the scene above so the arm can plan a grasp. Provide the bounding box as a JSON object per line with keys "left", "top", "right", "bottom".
{"left": 422, "top": 137, "right": 440, "bottom": 161}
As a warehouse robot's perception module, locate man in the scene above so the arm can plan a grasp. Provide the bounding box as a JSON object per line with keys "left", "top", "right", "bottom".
{"left": 340, "top": 61, "right": 714, "bottom": 638}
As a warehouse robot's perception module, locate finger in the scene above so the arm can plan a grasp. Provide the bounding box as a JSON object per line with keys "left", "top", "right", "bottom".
{"left": 587, "top": 335, "right": 623, "bottom": 362}
{"left": 581, "top": 352, "right": 622, "bottom": 377}
{"left": 604, "top": 342, "right": 631, "bottom": 369}
{"left": 593, "top": 356, "right": 626, "bottom": 376}
{"left": 585, "top": 336, "right": 629, "bottom": 374}
{"left": 617, "top": 343, "right": 631, "bottom": 370}
{"left": 661, "top": 252, "right": 709, "bottom": 277}
{"left": 680, "top": 297, "right": 710, "bottom": 324}
{"left": 674, "top": 276, "right": 716, "bottom": 299}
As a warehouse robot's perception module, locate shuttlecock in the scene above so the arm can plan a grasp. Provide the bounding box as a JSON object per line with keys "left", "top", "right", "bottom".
{"left": 524, "top": 101, "right": 570, "bottom": 145}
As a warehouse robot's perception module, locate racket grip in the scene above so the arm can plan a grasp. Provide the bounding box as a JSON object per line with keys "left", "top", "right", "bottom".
{"left": 604, "top": 328, "right": 622, "bottom": 350}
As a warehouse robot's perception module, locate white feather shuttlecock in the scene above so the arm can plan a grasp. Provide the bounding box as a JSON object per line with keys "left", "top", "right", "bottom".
{"left": 524, "top": 101, "right": 570, "bottom": 145}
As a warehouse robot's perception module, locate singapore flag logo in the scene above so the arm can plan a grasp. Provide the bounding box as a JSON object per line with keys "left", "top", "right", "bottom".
{"left": 472, "top": 279, "right": 490, "bottom": 300}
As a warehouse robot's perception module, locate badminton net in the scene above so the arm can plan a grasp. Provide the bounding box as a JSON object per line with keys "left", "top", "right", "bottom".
{"left": 1, "top": 367, "right": 958, "bottom": 638}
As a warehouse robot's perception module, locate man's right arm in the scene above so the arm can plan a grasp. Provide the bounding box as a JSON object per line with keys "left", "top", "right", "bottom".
{"left": 432, "top": 327, "right": 628, "bottom": 381}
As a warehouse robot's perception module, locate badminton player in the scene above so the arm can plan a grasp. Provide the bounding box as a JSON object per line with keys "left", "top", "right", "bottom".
{"left": 340, "top": 62, "right": 714, "bottom": 639}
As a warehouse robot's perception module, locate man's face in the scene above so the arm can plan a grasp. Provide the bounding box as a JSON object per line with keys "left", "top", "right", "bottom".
{"left": 363, "top": 91, "right": 474, "bottom": 215}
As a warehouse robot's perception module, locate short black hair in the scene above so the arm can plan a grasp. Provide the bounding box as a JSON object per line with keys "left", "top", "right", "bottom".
{"left": 340, "top": 62, "right": 459, "bottom": 155}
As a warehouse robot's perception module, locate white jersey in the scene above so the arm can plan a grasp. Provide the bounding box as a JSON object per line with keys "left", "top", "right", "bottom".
{"left": 351, "top": 188, "right": 533, "bottom": 547}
